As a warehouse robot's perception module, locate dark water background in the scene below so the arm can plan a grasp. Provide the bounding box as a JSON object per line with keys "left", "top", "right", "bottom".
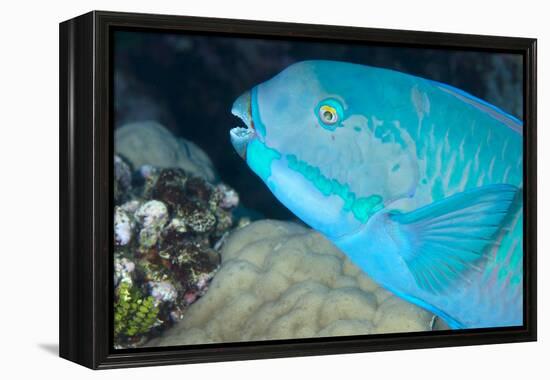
{"left": 114, "top": 30, "right": 523, "bottom": 220}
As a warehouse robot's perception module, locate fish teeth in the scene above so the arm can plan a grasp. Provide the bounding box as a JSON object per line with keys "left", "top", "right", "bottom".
{"left": 230, "top": 127, "right": 255, "bottom": 158}
{"left": 230, "top": 126, "right": 254, "bottom": 138}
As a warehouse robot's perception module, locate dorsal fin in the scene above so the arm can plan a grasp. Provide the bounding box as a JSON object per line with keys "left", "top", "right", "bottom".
{"left": 431, "top": 80, "right": 523, "bottom": 135}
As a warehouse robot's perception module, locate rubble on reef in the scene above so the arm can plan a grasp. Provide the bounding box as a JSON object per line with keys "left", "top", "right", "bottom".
{"left": 113, "top": 155, "right": 240, "bottom": 348}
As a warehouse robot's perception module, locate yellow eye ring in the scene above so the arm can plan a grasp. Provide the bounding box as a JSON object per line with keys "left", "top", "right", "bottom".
{"left": 319, "top": 105, "right": 338, "bottom": 124}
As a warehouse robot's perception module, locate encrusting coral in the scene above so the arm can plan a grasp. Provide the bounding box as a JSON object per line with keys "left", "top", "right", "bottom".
{"left": 113, "top": 154, "right": 240, "bottom": 348}
{"left": 149, "top": 220, "right": 446, "bottom": 346}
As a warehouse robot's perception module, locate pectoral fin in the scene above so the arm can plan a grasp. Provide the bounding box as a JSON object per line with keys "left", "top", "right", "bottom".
{"left": 389, "top": 184, "right": 519, "bottom": 293}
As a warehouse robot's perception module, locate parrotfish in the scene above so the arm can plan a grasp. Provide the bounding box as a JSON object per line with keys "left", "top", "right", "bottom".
{"left": 230, "top": 60, "right": 523, "bottom": 329}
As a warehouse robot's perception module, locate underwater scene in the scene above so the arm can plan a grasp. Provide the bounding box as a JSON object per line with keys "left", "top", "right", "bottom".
{"left": 113, "top": 30, "right": 524, "bottom": 349}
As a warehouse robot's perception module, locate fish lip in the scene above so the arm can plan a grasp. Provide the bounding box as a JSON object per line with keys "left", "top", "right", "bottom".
{"left": 231, "top": 90, "right": 253, "bottom": 129}
{"left": 230, "top": 90, "right": 256, "bottom": 158}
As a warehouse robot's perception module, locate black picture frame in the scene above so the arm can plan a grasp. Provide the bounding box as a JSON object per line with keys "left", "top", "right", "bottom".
{"left": 59, "top": 10, "right": 537, "bottom": 370}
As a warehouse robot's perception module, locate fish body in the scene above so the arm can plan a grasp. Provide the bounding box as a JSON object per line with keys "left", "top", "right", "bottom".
{"left": 230, "top": 60, "right": 523, "bottom": 329}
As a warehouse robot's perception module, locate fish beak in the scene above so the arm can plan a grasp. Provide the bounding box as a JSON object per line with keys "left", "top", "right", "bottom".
{"left": 230, "top": 90, "right": 255, "bottom": 159}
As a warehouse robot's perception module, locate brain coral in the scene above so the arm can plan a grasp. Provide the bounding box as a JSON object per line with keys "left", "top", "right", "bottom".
{"left": 150, "top": 220, "right": 443, "bottom": 346}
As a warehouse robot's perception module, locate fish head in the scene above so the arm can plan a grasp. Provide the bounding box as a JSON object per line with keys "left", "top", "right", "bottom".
{"left": 230, "top": 60, "right": 419, "bottom": 238}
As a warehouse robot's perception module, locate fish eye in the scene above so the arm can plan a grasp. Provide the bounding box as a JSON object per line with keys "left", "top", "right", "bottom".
{"left": 315, "top": 98, "right": 345, "bottom": 130}
{"left": 319, "top": 105, "right": 338, "bottom": 124}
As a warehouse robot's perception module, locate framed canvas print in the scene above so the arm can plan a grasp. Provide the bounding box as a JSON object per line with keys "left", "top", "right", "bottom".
{"left": 59, "top": 11, "right": 537, "bottom": 369}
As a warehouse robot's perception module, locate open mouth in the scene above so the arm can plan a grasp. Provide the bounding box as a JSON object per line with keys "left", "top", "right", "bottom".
{"left": 230, "top": 90, "right": 255, "bottom": 158}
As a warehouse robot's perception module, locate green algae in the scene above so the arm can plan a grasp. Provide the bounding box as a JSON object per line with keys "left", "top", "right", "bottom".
{"left": 114, "top": 282, "right": 160, "bottom": 339}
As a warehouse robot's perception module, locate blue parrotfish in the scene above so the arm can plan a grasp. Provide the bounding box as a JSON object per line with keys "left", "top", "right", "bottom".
{"left": 229, "top": 60, "right": 523, "bottom": 329}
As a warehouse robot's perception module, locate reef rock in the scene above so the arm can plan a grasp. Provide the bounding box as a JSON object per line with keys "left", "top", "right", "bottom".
{"left": 149, "top": 220, "right": 442, "bottom": 346}
{"left": 115, "top": 121, "right": 216, "bottom": 182}
{"left": 114, "top": 155, "right": 133, "bottom": 204}
{"left": 113, "top": 164, "right": 240, "bottom": 348}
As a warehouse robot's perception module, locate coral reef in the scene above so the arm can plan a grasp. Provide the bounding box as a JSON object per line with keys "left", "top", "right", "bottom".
{"left": 148, "top": 220, "right": 446, "bottom": 346}
{"left": 134, "top": 200, "right": 169, "bottom": 248}
{"left": 113, "top": 154, "right": 239, "bottom": 348}
{"left": 115, "top": 121, "right": 217, "bottom": 182}
{"left": 110, "top": 33, "right": 513, "bottom": 347}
